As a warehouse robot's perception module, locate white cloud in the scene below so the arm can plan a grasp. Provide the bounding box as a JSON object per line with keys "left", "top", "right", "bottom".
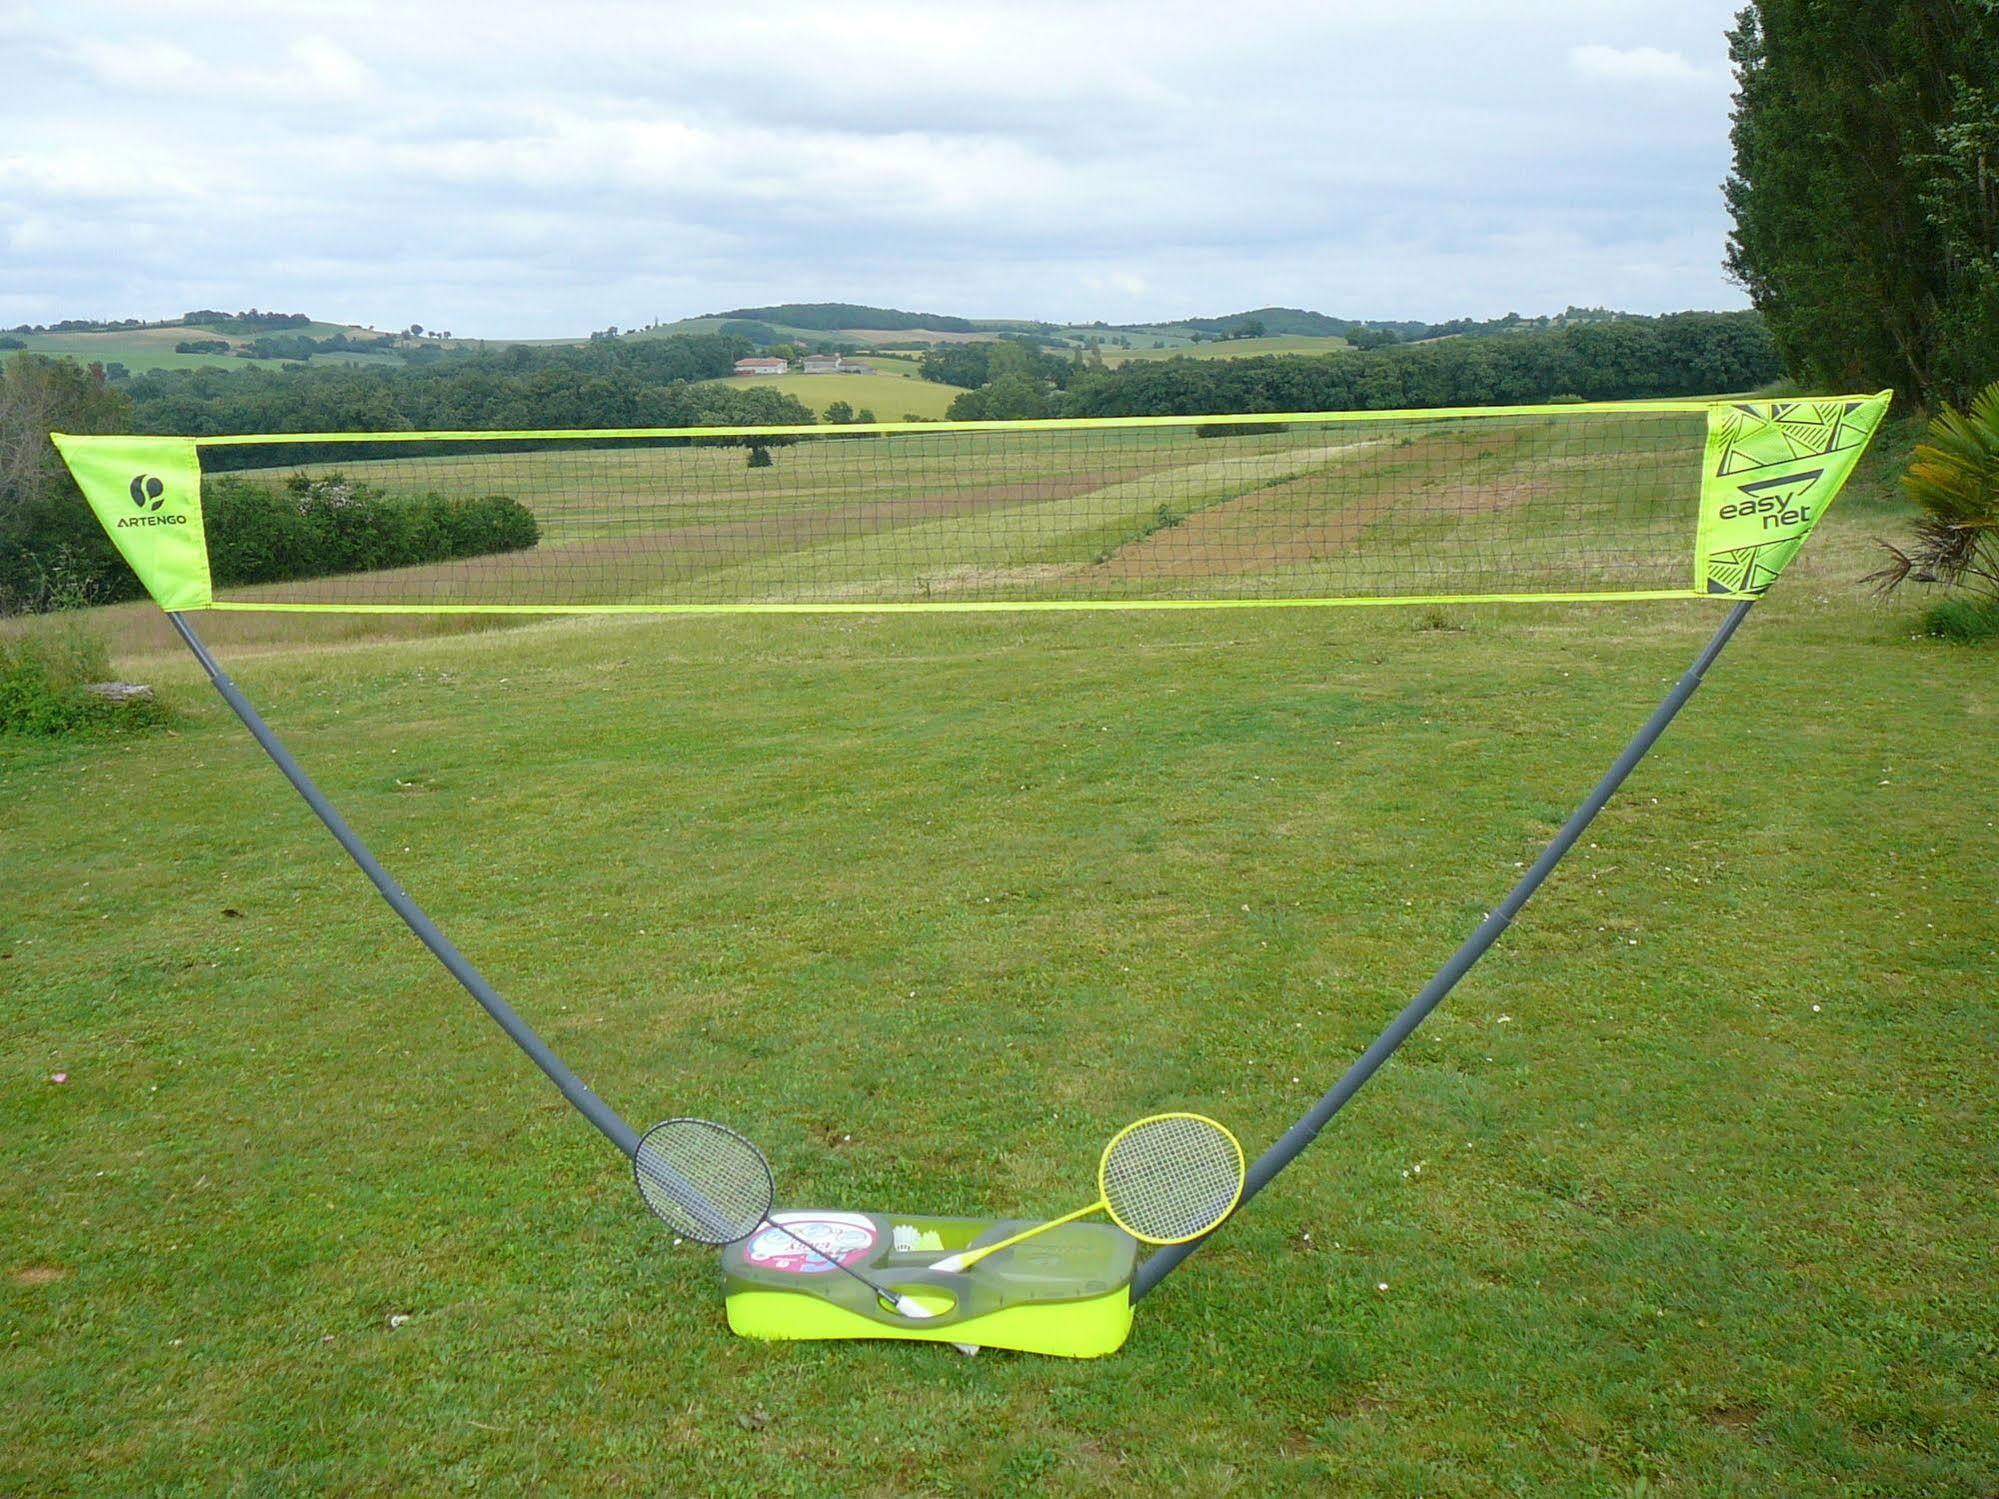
{"left": 1568, "top": 43, "right": 1727, "bottom": 90}
{"left": 70, "top": 39, "right": 202, "bottom": 86}
{"left": 70, "top": 32, "right": 374, "bottom": 102}
{"left": 0, "top": 142, "right": 223, "bottom": 203}
{"left": 4, "top": 2, "right": 1751, "bottom": 334}
{"left": 8, "top": 214, "right": 65, "bottom": 253}
{"left": 287, "top": 36, "right": 376, "bottom": 97}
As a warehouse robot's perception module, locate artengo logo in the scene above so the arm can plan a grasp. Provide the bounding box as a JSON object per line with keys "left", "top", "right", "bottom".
{"left": 116, "top": 473, "right": 187, "bottom": 528}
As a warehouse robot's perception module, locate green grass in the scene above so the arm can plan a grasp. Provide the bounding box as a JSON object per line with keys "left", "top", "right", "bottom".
{"left": 0, "top": 619, "right": 168, "bottom": 736}
{"left": 1051, "top": 323, "right": 1199, "bottom": 352}
{"left": 7, "top": 327, "right": 250, "bottom": 374}
{"left": 858, "top": 353, "right": 927, "bottom": 378}
{"left": 1097, "top": 334, "right": 1353, "bottom": 366}
{"left": 1924, "top": 594, "right": 1999, "bottom": 643}
{"left": 708, "top": 371, "right": 960, "bottom": 420}
{"left": 2, "top": 442, "right": 1994, "bottom": 1493}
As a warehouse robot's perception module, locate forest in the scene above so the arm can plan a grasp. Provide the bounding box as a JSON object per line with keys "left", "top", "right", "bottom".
{"left": 995, "top": 312, "right": 1781, "bottom": 420}
{"left": 115, "top": 333, "right": 809, "bottom": 437}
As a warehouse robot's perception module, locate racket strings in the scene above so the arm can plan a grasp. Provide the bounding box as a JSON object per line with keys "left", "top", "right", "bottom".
{"left": 633, "top": 1118, "right": 775, "bottom": 1244}
{"left": 634, "top": 1120, "right": 927, "bottom": 1317}
{"left": 1100, "top": 1113, "right": 1244, "bottom": 1243}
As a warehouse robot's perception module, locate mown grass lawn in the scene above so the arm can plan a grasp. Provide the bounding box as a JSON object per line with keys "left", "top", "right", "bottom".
{"left": 2, "top": 446, "right": 1994, "bottom": 1494}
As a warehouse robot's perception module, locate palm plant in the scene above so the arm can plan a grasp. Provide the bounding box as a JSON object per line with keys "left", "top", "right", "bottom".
{"left": 1867, "top": 379, "right": 1999, "bottom": 598}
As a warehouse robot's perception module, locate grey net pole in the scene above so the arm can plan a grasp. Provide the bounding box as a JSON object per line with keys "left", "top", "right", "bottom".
{"left": 1131, "top": 599, "right": 1757, "bottom": 1300}
{"left": 168, "top": 611, "right": 641, "bottom": 1159}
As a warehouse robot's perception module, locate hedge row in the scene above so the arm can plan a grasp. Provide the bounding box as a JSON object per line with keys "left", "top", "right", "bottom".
{"left": 205, "top": 473, "right": 540, "bottom": 588}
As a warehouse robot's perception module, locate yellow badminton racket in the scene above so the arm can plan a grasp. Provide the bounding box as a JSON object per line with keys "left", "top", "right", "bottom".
{"left": 934, "top": 1113, "right": 1245, "bottom": 1273}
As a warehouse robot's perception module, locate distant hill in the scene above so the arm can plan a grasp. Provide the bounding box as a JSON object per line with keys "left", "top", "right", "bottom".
{"left": 0, "top": 308, "right": 467, "bottom": 376}
{"left": 1044, "top": 308, "right": 1439, "bottom": 352}
{"left": 6, "top": 299, "right": 1711, "bottom": 380}
{"left": 704, "top": 303, "right": 985, "bottom": 334}
{"left": 1165, "top": 307, "right": 1355, "bottom": 338}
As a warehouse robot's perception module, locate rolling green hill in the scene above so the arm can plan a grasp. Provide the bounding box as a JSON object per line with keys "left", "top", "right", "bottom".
{"left": 702, "top": 302, "right": 981, "bottom": 333}
{"left": 640, "top": 304, "right": 1369, "bottom": 353}
{"left": 2, "top": 318, "right": 450, "bottom": 375}
{"left": 1096, "top": 333, "right": 1352, "bottom": 364}
{"left": 1171, "top": 306, "right": 1354, "bottom": 337}
{"left": 8, "top": 302, "right": 1707, "bottom": 386}
{"left": 633, "top": 306, "right": 1014, "bottom": 351}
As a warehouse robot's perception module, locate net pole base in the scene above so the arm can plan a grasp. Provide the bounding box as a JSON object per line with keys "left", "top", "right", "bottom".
{"left": 722, "top": 1210, "right": 1138, "bottom": 1358}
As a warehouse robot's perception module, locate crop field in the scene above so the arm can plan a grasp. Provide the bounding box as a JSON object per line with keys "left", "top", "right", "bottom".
{"left": 1097, "top": 334, "right": 1354, "bottom": 365}
{"left": 4, "top": 432, "right": 1994, "bottom": 1493}
{"left": 6, "top": 326, "right": 252, "bottom": 374}
{"left": 708, "top": 371, "right": 960, "bottom": 421}
{"left": 857, "top": 353, "right": 926, "bottom": 378}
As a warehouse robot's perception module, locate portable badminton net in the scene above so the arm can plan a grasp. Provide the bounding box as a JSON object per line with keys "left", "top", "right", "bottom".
{"left": 51, "top": 394, "right": 1891, "bottom": 1350}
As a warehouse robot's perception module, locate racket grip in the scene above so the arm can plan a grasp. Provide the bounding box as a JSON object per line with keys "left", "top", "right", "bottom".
{"left": 934, "top": 1200, "right": 1104, "bottom": 1273}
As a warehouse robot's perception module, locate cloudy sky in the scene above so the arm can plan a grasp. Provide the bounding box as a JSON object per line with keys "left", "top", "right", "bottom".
{"left": 2, "top": 0, "right": 1748, "bottom": 337}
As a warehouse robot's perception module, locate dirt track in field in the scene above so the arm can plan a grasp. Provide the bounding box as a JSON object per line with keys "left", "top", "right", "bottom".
{"left": 1092, "top": 433, "right": 1554, "bottom": 579}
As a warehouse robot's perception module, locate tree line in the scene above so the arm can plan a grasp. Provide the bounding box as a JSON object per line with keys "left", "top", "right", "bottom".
{"left": 918, "top": 337, "right": 1081, "bottom": 391}
{"left": 1726, "top": 1, "right": 1997, "bottom": 409}
{"left": 934, "top": 312, "right": 1782, "bottom": 420}
{"left": 169, "top": 329, "right": 406, "bottom": 362}
{"left": 118, "top": 333, "right": 810, "bottom": 439}
{"left": 204, "top": 473, "right": 541, "bottom": 589}
{"left": 0, "top": 335, "right": 819, "bottom": 612}
{"left": 1, "top": 356, "right": 137, "bottom": 611}
{"left": 5, "top": 309, "right": 316, "bottom": 336}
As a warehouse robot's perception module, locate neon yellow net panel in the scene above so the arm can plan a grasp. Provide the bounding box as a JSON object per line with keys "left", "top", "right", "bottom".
{"left": 52, "top": 396, "right": 1891, "bottom": 615}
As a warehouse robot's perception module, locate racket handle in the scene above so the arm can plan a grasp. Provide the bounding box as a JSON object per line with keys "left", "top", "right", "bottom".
{"left": 933, "top": 1200, "right": 1104, "bottom": 1273}
{"left": 763, "top": 1220, "right": 932, "bottom": 1319}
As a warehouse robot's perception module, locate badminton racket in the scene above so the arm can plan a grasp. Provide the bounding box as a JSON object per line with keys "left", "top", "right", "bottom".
{"left": 933, "top": 1112, "right": 1244, "bottom": 1273}
{"left": 633, "top": 1118, "right": 936, "bottom": 1319}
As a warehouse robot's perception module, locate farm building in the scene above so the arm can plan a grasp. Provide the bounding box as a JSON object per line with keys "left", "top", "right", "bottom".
{"left": 733, "top": 357, "right": 790, "bottom": 376}
{"left": 799, "top": 355, "right": 876, "bottom": 375}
